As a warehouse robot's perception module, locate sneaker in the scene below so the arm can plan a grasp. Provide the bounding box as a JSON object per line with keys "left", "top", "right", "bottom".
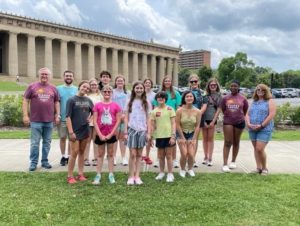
{"left": 166, "top": 173, "right": 174, "bottom": 182}
{"left": 65, "top": 157, "right": 69, "bottom": 164}
{"left": 92, "top": 159, "right": 97, "bottom": 166}
{"left": 188, "top": 169, "right": 195, "bottom": 177}
{"left": 127, "top": 177, "right": 135, "bottom": 185}
{"left": 113, "top": 158, "right": 117, "bottom": 166}
{"left": 41, "top": 163, "right": 52, "bottom": 169}
{"left": 29, "top": 164, "right": 37, "bottom": 171}
{"left": 60, "top": 157, "right": 67, "bottom": 166}
{"left": 251, "top": 168, "right": 262, "bottom": 174}
{"left": 153, "top": 160, "right": 159, "bottom": 168}
{"left": 76, "top": 174, "right": 87, "bottom": 181}
{"left": 179, "top": 170, "right": 186, "bottom": 178}
{"left": 202, "top": 159, "right": 208, "bottom": 165}
{"left": 84, "top": 159, "right": 91, "bottom": 166}
{"left": 122, "top": 157, "right": 128, "bottom": 166}
{"left": 134, "top": 177, "right": 143, "bottom": 185}
{"left": 222, "top": 165, "right": 231, "bottom": 173}
{"left": 144, "top": 157, "right": 153, "bottom": 165}
{"left": 207, "top": 161, "right": 213, "bottom": 167}
{"left": 229, "top": 162, "right": 237, "bottom": 169}
{"left": 193, "top": 162, "right": 199, "bottom": 168}
{"left": 92, "top": 174, "right": 101, "bottom": 185}
{"left": 108, "top": 173, "right": 116, "bottom": 184}
{"left": 67, "top": 176, "right": 77, "bottom": 184}
{"left": 261, "top": 169, "right": 269, "bottom": 176}
{"left": 173, "top": 160, "right": 179, "bottom": 168}
{"left": 155, "top": 172, "right": 165, "bottom": 180}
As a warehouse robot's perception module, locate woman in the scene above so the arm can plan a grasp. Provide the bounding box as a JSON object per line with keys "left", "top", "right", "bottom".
{"left": 245, "top": 84, "right": 276, "bottom": 175}
{"left": 176, "top": 91, "right": 201, "bottom": 178}
{"left": 153, "top": 76, "right": 181, "bottom": 168}
{"left": 112, "top": 75, "right": 130, "bottom": 166}
{"left": 84, "top": 79, "right": 103, "bottom": 167}
{"left": 142, "top": 78, "right": 156, "bottom": 165}
{"left": 66, "top": 81, "right": 94, "bottom": 184}
{"left": 220, "top": 80, "right": 249, "bottom": 172}
{"left": 188, "top": 74, "right": 208, "bottom": 167}
{"left": 92, "top": 85, "right": 121, "bottom": 185}
{"left": 202, "top": 78, "right": 222, "bottom": 166}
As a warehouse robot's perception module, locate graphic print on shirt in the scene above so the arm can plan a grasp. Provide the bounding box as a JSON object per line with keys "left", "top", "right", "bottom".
{"left": 37, "top": 88, "right": 52, "bottom": 102}
{"left": 226, "top": 99, "right": 240, "bottom": 112}
{"left": 101, "top": 107, "right": 112, "bottom": 125}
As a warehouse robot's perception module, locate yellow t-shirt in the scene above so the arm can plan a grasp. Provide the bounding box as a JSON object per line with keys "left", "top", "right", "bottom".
{"left": 150, "top": 106, "right": 176, "bottom": 139}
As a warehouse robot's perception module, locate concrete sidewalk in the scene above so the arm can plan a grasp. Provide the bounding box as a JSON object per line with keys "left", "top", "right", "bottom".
{"left": 0, "top": 139, "right": 299, "bottom": 174}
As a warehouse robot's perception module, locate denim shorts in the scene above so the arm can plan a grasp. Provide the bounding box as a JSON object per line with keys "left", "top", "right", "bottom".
{"left": 249, "top": 130, "right": 272, "bottom": 143}
{"left": 183, "top": 132, "right": 194, "bottom": 140}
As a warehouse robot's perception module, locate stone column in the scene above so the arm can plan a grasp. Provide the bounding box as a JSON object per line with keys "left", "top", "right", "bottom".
{"left": 158, "top": 56, "right": 165, "bottom": 83}
{"left": 60, "top": 40, "right": 68, "bottom": 78}
{"left": 173, "top": 58, "right": 178, "bottom": 86}
{"left": 132, "top": 52, "right": 138, "bottom": 82}
{"left": 142, "top": 53, "right": 147, "bottom": 80}
{"left": 112, "top": 48, "right": 118, "bottom": 79}
{"left": 122, "top": 50, "right": 128, "bottom": 82}
{"left": 100, "top": 46, "right": 107, "bottom": 71}
{"left": 88, "top": 44, "right": 95, "bottom": 79}
{"left": 45, "top": 37, "right": 53, "bottom": 76}
{"left": 8, "top": 32, "right": 18, "bottom": 77}
{"left": 167, "top": 58, "right": 172, "bottom": 76}
{"left": 27, "top": 34, "right": 36, "bottom": 78}
{"left": 74, "top": 42, "right": 82, "bottom": 80}
{"left": 150, "top": 55, "right": 156, "bottom": 85}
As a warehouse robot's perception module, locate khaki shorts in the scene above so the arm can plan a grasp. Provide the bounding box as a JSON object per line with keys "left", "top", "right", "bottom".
{"left": 57, "top": 121, "right": 68, "bottom": 138}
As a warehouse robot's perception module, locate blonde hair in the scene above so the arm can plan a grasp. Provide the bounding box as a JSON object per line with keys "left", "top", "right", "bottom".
{"left": 101, "top": 85, "right": 113, "bottom": 92}
{"left": 252, "top": 84, "right": 272, "bottom": 101}
{"left": 188, "top": 74, "right": 200, "bottom": 88}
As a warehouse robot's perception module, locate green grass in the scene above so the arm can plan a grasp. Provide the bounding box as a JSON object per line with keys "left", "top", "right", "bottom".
{"left": 0, "top": 81, "right": 27, "bottom": 91}
{"left": 0, "top": 130, "right": 58, "bottom": 139}
{"left": 0, "top": 172, "right": 299, "bottom": 225}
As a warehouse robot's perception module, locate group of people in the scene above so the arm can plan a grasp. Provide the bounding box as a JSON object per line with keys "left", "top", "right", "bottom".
{"left": 22, "top": 67, "right": 276, "bottom": 185}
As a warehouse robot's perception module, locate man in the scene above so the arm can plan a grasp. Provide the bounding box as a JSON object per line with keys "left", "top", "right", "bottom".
{"left": 23, "top": 67, "right": 60, "bottom": 171}
{"left": 57, "top": 70, "right": 77, "bottom": 166}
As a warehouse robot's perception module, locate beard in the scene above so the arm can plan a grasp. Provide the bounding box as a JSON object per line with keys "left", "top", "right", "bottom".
{"left": 65, "top": 79, "right": 73, "bottom": 85}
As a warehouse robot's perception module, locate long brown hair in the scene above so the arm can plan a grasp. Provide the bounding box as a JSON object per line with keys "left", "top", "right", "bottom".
{"left": 161, "top": 76, "right": 175, "bottom": 99}
{"left": 114, "top": 75, "right": 127, "bottom": 94}
{"left": 127, "top": 82, "right": 148, "bottom": 114}
{"left": 252, "top": 84, "right": 272, "bottom": 101}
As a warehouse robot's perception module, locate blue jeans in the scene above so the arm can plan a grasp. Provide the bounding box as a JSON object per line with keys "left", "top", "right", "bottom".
{"left": 30, "top": 122, "right": 53, "bottom": 166}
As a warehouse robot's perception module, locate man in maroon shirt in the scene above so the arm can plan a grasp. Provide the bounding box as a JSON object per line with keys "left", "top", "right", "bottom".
{"left": 22, "top": 67, "right": 60, "bottom": 171}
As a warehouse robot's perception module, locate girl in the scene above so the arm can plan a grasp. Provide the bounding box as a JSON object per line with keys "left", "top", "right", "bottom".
{"left": 92, "top": 85, "right": 121, "bottom": 185}
{"left": 150, "top": 91, "right": 176, "bottom": 182}
{"left": 176, "top": 91, "right": 201, "bottom": 177}
{"left": 188, "top": 74, "right": 208, "bottom": 166}
{"left": 124, "top": 82, "right": 151, "bottom": 185}
{"left": 112, "top": 75, "right": 130, "bottom": 166}
{"left": 142, "top": 78, "right": 156, "bottom": 165}
{"left": 153, "top": 76, "right": 181, "bottom": 168}
{"left": 84, "top": 78, "right": 103, "bottom": 167}
{"left": 245, "top": 84, "right": 276, "bottom": 175}
{"left": 220, "top": 80, "right": 248, "bottom": 172}
{"left": 66, "top": 81, "right": 94, "bottom": 184}
{"left": 202, "top": 78, "right": 222, "bottom": 166}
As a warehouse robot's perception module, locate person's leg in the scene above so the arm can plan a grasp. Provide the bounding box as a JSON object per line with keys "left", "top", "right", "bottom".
{"left": 207, "top": 126, "right": 215, "bottom": 163}
{"left": 128, "top": 148, "right": 137, "bottom": 178}
{"left": 107, "top": 143, "right": 115, "bottom": 173}
{"left": 118, "top": 131, "right": 127, "bottom": 164}
{"left": 84, "top": 130, "right": 92, "bottom": 164}
{"left": 256, "top": 141, "right": 268, "bottom": 170}
{"left": 92, "top": 129, "right": 98, "bottom": 165}
{"left": 78, "top": 137, "right": 89, "bottom": 176}
{"left": 158, "top": 149, "right": 165, "bottom": 173}
{"left": 223, "top": 125, "right": 234, "bottom": 166}
{"left": 187, "top": 141, "right": 196, "bottom": 170}
{"left": 135, "top": 148, "right": 143, "bottom": 178}
{"left": 231, "top": 127, "right": 243, "bottom": 163}
{"left": 178, "top": 141, "right": 187, "bottom": 170}
{"left": 41, "top": 122, "right": 53, "bottom": 166}
{"left": 166, "top": 147, "right": 173, "bottom": 174}
{"left": 60, "top": 137, "right": 67, "bottom": 156}
{"left": 95, "top": 144, "right": 105, "bottom": 174}
{"left": 68, "top": 140, "right": 79, "bottom": 177}
{"left": 113, "top": 128, "right": 120, "bottom": 164}
{"left": 251, "top": 140, "right": 261, "bottom": 170}
{"left": 29, "top": 122, "right": 42, "bottom": 169}
{"left": 202, "top": 127, "right": 209, "bottom": 162}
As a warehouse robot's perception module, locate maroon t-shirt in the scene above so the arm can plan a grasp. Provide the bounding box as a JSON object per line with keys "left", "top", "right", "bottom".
{"left": 221, "top": 93, "right": 248, "bottom": 125}
{"left": 24, "top": 82, "right": 59, "bottom": 122}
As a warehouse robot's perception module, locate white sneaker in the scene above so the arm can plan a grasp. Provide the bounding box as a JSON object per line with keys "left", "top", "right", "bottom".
{"left": 166, "top": 173, "right": 174, "bottom": 182}
{"left": 155, "top": 172, "right": 165, "bottom": 180}
{"left": 153, "top": 160, "right": 159, "bottom": 168}
{"left": 207, "top": 161, "right": 213, "bottom": 167}
{"left": 127, "top": 177, "right": 135, "bottom": 185}
{"left": 122, "top": 157, "right": 128, "bottom": 166}
{"left": 173, "top": 160, "right": 179, "bottom": 168}
{"left": 113, "top": 158, "right": 117, "bottom": 166}
{"left": 222, "top": 165, "right": 231, "bottom": 173}
{"left": 179, "top": 170, "right": 186, "bottom": 178}
{"left": 134, "top": 177, "right": 143, "bottom": 185}
{"left": 229, "top": 162, "right": 237, "bottom": 169}
{"left": 188, "top": 169, "right": 195, "bottom": 177}
{"left": 202, "top": 159, "right": 208, "bottom": 165}
{"left": 193, "top": 162, "right": 199, "bottom": 168}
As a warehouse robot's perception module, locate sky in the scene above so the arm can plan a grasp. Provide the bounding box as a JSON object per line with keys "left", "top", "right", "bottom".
{"left": 1, "top": 0, "right": 300, "bottom": 72}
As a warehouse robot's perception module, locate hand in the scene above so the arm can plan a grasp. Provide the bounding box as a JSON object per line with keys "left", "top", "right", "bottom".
{"left": 124, "top": 134, "right": 128, "bottom": 140}
{"left": 106, "top": 133, "right": 113, "bottom": 140}
{"left": 55, "top": 116, "right": 60, "bottom": 125}
{"left": 23, "top": 115, "right": 30, "bottom": 126}
{"left": 69, "top": 133, "right": 76, "bottom": 142}
{"left": 169, "top": 137, "right": 176, "bottom": 145}
{"left": 178, "top": 138, "right": 186, "bottom": 145}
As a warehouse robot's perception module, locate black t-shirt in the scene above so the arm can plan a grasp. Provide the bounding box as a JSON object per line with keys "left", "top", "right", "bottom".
{"left": 66, "top": 95, "right": 94, "bottom": 140}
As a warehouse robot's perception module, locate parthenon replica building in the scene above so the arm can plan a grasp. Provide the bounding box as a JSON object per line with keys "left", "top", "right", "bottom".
{"left": 0, "top": 12, "right": 180, "bottom": 85}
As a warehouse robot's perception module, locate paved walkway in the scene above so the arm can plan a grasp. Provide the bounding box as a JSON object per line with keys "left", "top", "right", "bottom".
{"left": 0, "top": 139, "right": 299, "bottom": 174}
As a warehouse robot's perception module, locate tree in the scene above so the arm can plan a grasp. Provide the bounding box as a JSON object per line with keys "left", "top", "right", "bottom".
{"left": 197, "top": 65, "right": 213, "bottom": 89}
{"left": 178, "top": 68, "right": 191, "bottom": 87}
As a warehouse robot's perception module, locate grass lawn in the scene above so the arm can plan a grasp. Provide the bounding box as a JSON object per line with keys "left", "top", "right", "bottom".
{"left": 0, "top": 129, "right": 299, "bottom": 141}
{"left": 0, "top": 81, "right": 27, "bottom": 91}
{"left": 0, "top": 172, "right": 299, "bottom": 225}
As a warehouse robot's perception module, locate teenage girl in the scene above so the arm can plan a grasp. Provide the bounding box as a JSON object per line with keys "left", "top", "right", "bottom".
{"left": 124, "top": 82, "right": 151, "bottom": 185}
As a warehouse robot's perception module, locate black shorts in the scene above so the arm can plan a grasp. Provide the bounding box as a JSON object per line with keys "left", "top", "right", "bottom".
{"left": 94, "top": 135, "right": 117, "bottom": 145}
{"left": 223, "top": 121, "right": 246, "bottom": 130}
{"left": 205, "top": 120, "right": 217, "bottom": 125}
{"left": 155, "top": 138, "right": 176, "bottom": 149}
{"left": 200, "top": 117, "right": 205, "bottom": 128}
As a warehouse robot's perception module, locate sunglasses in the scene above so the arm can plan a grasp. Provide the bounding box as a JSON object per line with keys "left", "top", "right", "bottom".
{"left": 190, "top": 80, "right": 198, "bottom": 84}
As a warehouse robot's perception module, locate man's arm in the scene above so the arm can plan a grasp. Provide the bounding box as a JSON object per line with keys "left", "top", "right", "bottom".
{"left": 22, "top": 98, "right": 30, "bottom": 126}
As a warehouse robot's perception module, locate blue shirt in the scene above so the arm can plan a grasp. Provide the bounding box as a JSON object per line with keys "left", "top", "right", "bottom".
{"left": 57, "top": 84, "right": 78, "bottom": 121}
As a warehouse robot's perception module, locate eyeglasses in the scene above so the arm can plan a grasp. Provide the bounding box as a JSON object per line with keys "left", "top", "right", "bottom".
{"left": 190, "top": 80, "right": 198, "bottom": 84}
{"left": 103, "top": 90, "right": 112, "bottom": 93}
{"left": 210, "top": 84, "right": 217, "bottom": 87}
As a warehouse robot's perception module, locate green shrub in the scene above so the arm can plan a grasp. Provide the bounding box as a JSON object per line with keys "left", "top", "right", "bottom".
{"left": 0, "top": 95, "right": 23, "bottom": 126}
{"left": 290, "top": 106, "right": 300, "bottom": 125}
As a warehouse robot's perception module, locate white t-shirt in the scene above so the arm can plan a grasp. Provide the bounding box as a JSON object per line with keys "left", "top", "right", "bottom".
{"left": 127, "top": 99, "right": 151, "bottom": 131}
